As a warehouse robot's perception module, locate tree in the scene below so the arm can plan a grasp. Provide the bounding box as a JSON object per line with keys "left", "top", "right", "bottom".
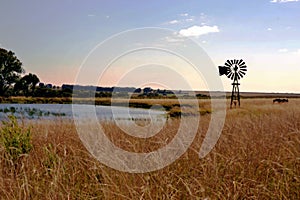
{"left": 25, "top": 73, "right": 40, "bottom": 94}
{"left": 14, "top": 73, "right": 40, "bottom": 96}
{"left": 0, "top": 48, "right": 24, "bottom": 96}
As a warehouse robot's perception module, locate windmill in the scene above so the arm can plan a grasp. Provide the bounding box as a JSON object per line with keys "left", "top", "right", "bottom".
{"left": 218, "top": 59, "right": 247, "bottom": 108}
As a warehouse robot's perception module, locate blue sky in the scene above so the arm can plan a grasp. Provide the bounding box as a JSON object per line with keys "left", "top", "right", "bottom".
{"left": 0, "top": 0, "right": 299, "bottom": 92}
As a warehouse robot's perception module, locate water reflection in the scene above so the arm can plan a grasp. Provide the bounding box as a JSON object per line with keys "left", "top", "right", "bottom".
{"left": 0, "top": 104, "right": 166, "bottom": 121}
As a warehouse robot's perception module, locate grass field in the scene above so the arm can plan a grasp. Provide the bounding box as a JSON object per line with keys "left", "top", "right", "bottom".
{"left": 0, "top": 99, "right": 299, "bottom": 199}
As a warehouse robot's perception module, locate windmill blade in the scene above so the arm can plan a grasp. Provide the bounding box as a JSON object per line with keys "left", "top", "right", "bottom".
{"left": 239, "top": 71, "right": 246, "bottom": 75}
{"left": 238, "top": 59, "right": 244, "bottom": 65}
{"left": 222, "top": 59, "right": 247, "bottom": 80}
{"left": 239, "top": 72, "right": 245, "bottom": 78}
{"left": 230, "top": 73, "right": 235, "bottom": 80}
{"left": 225, "top": 62, "right": 231, "bottom": 67}
{"left": 226, "top": 72, "right": 233, "bottom": 78}
{"left": 227, "top": 72, "right": 232, "bottom": 78}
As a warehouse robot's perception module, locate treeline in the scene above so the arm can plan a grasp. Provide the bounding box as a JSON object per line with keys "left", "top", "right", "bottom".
{"left": 0, "top": 48, "right": 72, "bottom": 97}
{"left": 0, "top": 47, "right": 209, "bottom": 99}
{"left": 0, "top": 48, "right": 179, "bottom": 98}
{"left": 4, "top": 83, "right": 181, "bottom": 98}
{"left": 63, "top": 84, "right": 181, "bottom": 98}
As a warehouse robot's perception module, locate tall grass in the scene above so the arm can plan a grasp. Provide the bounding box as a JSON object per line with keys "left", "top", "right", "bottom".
{"left": 0, "top": 99, "right": 299, "bottom": 199}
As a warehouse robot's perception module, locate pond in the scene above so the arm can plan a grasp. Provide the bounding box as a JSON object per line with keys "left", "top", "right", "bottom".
{"left": 0, "top": 104, "right": 166, "bottom": 121}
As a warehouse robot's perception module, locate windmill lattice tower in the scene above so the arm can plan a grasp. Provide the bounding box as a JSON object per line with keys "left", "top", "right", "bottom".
{"left": 218, "top": 59, "right": 247, "bottom": 108}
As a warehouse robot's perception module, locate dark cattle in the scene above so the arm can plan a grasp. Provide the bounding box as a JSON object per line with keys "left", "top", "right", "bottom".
{"left": 273, "top": 98, "right": 289, "bottom": 103}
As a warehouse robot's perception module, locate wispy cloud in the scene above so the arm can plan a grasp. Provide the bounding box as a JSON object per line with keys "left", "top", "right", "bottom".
{"left": 88, "top": 14, "right": 95, "bottom": 17}
{"left": 294, "top": 49, "right": 300, "bottom": 54}
{"left": 185, "top": 18, "right": 194, "bottom": 22}
{"left": 199, "top": 13, "right": 210, "bottom": 25}
{"left": 270, "top": 0, "right": 299, "bottom": 3}
{"left": 278, "top": 48, "right": 300, "bottom": 54}
{"left": 164, "top": 13, "right": 210, "bottom": 27}
{"left": 179, "top": 25, "right": 220, "bottom": 37}
{"left": 267, "top": 27, "right": 272, "bottom": 31}
{"left": 180, "top": 13, "right": 189, "bottom": 17}
{"left": 164, "top": 35, "right": 185, "bottom": 43}
{"left": 167, "top": 20, "right": 180, "bottom": 25}
{"left": 165, "top": 13, "right": 192, "bottom": 25}
{"left": 278, "top": 48, "right": 289, "bottom": 53}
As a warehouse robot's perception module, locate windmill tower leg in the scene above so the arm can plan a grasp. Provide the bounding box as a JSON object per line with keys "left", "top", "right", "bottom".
{"left": 230, "top": 78, "right": 240, "bottom": 109}
{"left": 230, "top": 85, "right": 234, "bottom": 109}
{"left": 237, "top": 83, "right": 240, "bottom": 107}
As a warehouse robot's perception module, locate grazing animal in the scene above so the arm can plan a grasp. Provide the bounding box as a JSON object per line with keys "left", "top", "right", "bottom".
{"left": 273, "top": 98, "right": 288, "bottom": 103}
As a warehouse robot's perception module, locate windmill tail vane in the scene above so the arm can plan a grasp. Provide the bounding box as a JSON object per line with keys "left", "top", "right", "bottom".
{"left": 218, "top": 66, "right": 230, "bottom": 76}
{"left": 218, "top": 59, "right": 247, "bottom": 108}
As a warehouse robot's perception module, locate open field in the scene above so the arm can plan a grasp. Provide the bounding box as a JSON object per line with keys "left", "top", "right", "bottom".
{"left": 1, "top": 90, "right": 300, "bottom": 105}
{"left": 0, "top": 99, "right": 299, "bottom": 199}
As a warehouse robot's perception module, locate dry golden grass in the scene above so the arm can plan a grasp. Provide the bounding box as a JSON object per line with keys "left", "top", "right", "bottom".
{"left": 0, "top": 99, "right": 299, "bottom": 199}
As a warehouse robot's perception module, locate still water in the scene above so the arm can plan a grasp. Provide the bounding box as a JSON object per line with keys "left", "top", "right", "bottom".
{"left": 0, "top": 104, "right": 166, "bottom": 121}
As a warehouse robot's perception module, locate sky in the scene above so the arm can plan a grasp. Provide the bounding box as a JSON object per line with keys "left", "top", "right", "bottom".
{"left": 0, "top": 0, "right": 299, "bottom": 93}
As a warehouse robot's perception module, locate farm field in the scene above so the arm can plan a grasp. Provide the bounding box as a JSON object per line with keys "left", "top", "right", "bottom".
{"left": 0, "top": 99, "right": 299, "bottom": 199}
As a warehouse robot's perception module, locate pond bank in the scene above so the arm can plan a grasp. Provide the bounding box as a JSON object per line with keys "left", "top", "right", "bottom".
{"left": 0, "top": 97, "right": 213, "bottom": 118}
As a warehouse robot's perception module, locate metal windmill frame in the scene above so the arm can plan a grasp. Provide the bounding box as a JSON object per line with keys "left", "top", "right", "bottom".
{"left": 218, "top": 59, "right": 247, "bottom": 108}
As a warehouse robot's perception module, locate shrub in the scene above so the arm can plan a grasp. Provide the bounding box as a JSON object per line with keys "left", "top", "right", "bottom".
{"left": 0, "top": 115, "right": 32, "bottom": 163}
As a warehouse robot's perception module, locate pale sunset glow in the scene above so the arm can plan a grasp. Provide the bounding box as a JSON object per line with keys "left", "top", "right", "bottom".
{"left": 0, "top": 0, "right": 299, "bottom": 93}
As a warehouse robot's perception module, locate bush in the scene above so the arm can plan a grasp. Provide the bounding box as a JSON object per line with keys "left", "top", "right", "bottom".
{"left": 0, "top": 115, "right": 32, "bottom": 163}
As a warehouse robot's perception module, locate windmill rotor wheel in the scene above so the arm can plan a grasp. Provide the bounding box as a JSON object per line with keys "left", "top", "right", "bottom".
{"left": 224, "top": 59, "right": 247, "bottom": 80}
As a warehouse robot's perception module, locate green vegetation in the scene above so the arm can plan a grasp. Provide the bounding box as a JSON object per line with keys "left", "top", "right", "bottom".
{"left": 13, "top": 73, "right": 40, "bottom": 97}
{"left": 0, "top": 48, "right": 41, "bottom": 97}
{"left": 0, "top": 115, "right": 32, "bottom": 168}
{"left": 0, "top": 48, "right": 24, "bottom": 96}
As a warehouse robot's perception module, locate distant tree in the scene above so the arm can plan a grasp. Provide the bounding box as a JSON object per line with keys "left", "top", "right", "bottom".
{"left": 25, "top": 73, "right": 39, "bottom": 94}
{"left": 46, "top": 84, "right": 52, "bottom": 89}
{"left": 39, "top": 82, "right": 45, "bottom": 88}
{"left": 0, "top": 48, "right": 24, "bottom": 96}
{"left": 14, "top": 73, "right": 40, "bottom": 96}
{"left": 134, "top": 88, "right": 142, "bottom": 93}
{"left": 143, "top": 87, "right": 152, "bottom": 94}
{"left": 13, "top": 79, "right": 25, "bottom": 96}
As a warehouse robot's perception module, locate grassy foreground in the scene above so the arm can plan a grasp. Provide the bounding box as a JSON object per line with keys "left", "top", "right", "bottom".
{"left": 0, "top": 99, "right": 299, "bottom": 199}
